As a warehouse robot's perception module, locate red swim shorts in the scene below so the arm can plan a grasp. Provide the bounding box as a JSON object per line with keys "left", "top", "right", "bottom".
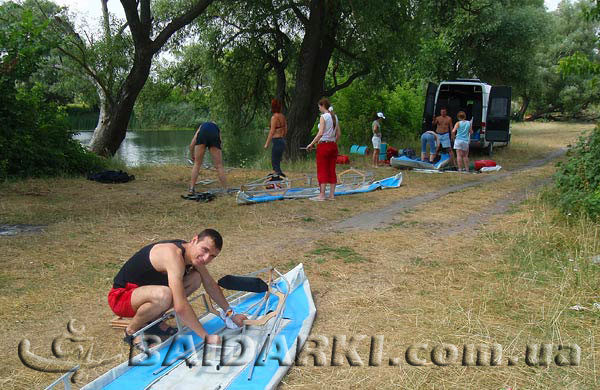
{"left": 108, "top": 283, "right": 139, "bottom": 318}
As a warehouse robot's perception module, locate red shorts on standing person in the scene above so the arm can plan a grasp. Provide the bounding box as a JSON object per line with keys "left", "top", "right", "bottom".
{"left": 107, "top": 282, "right": 139, "bottom": 318}
{"left": 316, "top": 141, "right": 338, "bottom": 184}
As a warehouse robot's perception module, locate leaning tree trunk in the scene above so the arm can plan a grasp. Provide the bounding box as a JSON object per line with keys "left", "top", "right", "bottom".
{"left": 89, "top": 85, "right": 116, "bottom": 155}
{"left": 88, "top": 0, "right": 214, "bottom": 157}
{"left": 525, "top": 105, "right": 562, "bottom": 122}
{"left": 89, "top": 53, "right": 153, "bottom": 156}
{"left": 285, "top": 0, "right": 341, "bottom": 160}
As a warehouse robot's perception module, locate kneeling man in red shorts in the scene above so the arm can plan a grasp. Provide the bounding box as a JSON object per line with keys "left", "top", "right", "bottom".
{"left": 108, "top": 229, "right": 246, "bottom": 347}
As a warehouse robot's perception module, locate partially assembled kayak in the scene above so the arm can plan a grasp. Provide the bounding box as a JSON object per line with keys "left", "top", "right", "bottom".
{"left": 236, "top": 171, "right": 403, "bottom": 205}
{"left": 46, "top": 264, "right": 315, "bottom": 390}
{"left": 390, "top": 153, "right": 450, "bottom": 170}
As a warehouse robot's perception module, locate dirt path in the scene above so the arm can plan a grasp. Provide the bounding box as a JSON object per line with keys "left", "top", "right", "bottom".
{"left": 433, "top": 177, "right": 551, "bottom": 237}
{"left": 335, "top": 148, "right": 565, "bottom": 231}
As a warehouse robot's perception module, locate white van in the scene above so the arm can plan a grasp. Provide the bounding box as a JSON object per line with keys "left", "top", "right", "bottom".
{"left": 422, "top": 79, "right": 512, "bottom": 156}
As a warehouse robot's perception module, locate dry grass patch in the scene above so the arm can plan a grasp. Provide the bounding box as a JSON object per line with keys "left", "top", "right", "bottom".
{"left": 497, "top": 122, "right": 595, "bottom": 169}
{"left": 283, "top": 194, "right": 599, "bottom": 389}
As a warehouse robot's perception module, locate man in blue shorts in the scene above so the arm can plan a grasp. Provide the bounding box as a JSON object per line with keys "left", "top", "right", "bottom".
{"left": 432, "top": 108, "right": 457, "bottom": 167}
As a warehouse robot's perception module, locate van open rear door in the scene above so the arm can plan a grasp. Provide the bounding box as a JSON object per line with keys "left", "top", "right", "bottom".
{"left": 485, "top": 86, "right": 511, "bottom": 142}
{"left": 421, "top": 82, "right": 438, "bottom": 132}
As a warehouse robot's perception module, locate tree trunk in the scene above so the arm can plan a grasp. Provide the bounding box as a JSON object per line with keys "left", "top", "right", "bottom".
{"left": 274, "top": 65, "right": 287, "bottom": 111}
{"left": 90, "top": 52, "right": 153, "bottom": 156}
{"left": 525, "top": 108, "right": 558, "bottom": 121}
{"left": 88, "top": 0, "right": 213, "bottom": 156}
{"left": 515, "top": 95, "right": 530, "bottom": 121}
{"left": 285, "top": 0, "right": 341, "bottom": 159}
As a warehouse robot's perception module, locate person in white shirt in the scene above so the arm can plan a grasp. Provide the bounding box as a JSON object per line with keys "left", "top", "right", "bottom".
{"left": 306, "top": 97, "right": 341, "bottom": 201}
{"left": 371, "top": 112, "right": 385, "bottom": 167}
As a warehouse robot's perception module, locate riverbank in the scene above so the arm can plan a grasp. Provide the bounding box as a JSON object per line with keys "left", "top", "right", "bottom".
{"left": 0, "top": 122, "right": 598, "bottom": 389}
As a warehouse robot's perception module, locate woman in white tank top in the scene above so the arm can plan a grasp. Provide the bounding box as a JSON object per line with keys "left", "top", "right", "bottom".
{"left": 306, "top": 97, "right": 341, "bottom": 201}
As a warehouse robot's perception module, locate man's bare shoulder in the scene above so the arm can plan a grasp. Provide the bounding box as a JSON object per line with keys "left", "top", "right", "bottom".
{"left": 150, "top": 243, "right": 184, "bottom": 272}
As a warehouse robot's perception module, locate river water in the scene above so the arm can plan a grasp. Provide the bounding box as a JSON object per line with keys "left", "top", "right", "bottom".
{"left": 74, "top": 130, "right": 199, "bottom": 166}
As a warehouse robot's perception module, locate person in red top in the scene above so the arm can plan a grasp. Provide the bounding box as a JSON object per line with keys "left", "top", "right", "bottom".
{"left": 108, "top": 229, "right": 246, "bottom": 348}
{"left": 306, "top": 97, "right": 341, "bottom": 201}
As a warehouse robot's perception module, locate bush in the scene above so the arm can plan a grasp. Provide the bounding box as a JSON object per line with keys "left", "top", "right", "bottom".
{"left": 554, "top": 124, "right": 600, "bottom": 220}
{"left": 0, "top": 3, "right": 105, "bottom": 180}
{"left": 334, "top": 81, "right": 423, "bottom": 148}
{"left": 0, "top": 85, "right": 105, "bottom": 180}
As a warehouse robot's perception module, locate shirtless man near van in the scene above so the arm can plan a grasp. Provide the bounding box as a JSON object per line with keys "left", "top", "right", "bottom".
{"left": 432, "top": 107, "right": 457, "bottom": 166}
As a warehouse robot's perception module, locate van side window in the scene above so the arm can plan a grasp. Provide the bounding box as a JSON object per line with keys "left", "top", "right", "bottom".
{"left": 490, "top": 98, "right": 508, "bottom": 117}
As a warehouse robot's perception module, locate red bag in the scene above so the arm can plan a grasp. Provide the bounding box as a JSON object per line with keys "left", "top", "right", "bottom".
{"left": 474, "top": 160, "right": 496, "bottom": 170}
{"left": 387, "top": 146, "right": 398, "bottom": 160}
{"left": 336, "top": 155, "right": 350, "bottom": 164}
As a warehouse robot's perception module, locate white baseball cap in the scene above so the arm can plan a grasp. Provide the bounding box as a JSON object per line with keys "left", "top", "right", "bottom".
{"left": 377, "top": 112, "right": 386, "bottom": 119}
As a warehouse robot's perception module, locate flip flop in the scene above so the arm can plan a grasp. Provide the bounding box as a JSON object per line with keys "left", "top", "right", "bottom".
{"left": 123, "top": 330, "right": 159, "bottom": 352}
{"left": 181, "top": 192, "right": 216, "bottom": 202}
{"left": 309, "top": 196, "right": 325, "bottom": 202}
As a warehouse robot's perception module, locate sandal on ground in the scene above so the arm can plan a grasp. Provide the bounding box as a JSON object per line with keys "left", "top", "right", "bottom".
{"left": 309, "top": 196, "right": 325, "bottom": 202}
{"left": 123, "top": 330, "right": 147, "bottom": 351}
{"left": 146, "top": 323, "right": 178, "bottom": 338}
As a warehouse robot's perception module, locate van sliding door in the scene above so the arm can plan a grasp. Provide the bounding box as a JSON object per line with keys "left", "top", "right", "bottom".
{"left": 486, "top": 86, "right": 511, "bottom": 142}
{"left": 421, "top": 82, "right": 438, "bottom": 132}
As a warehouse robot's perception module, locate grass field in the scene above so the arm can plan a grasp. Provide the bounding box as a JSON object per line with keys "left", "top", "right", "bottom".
{"left": 0, "top": 122, "right": 598, "bottom": 389}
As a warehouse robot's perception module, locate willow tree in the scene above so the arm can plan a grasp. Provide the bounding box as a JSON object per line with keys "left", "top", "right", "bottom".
{"left": 45, "top": 0, "right": 215, "bottom": 156}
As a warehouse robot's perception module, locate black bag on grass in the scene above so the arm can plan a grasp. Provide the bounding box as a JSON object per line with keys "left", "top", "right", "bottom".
{"left": 87, "top": 170, "right": 135, "bottom": 183}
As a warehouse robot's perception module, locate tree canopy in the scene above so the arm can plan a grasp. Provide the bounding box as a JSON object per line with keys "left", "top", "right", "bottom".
{"left": 0, "top": 0, "right": 103, "bottom": 178}
{"left": 2, "top": 0, "right": 600, "bottom": 175}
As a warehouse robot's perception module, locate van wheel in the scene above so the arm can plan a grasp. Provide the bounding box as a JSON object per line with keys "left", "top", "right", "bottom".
{"left": 487, "top": 142, "right": 494, "bottom": 156}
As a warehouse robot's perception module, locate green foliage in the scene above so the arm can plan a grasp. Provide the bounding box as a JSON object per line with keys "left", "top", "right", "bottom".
{"left": 0, "top": 1, "right": 104, "bottom": 179}
{"left": 44, "top": 0, "right": 134, "bottom": 109}
{"left": 528, "top": 0, "right": 600, "bottom": 119}
{"left": 557, "top": 0, "right": 600, "bottom": 87}
{"left": 554, "top": 125, "right": 600, "bottom": 220}
{"left": 414, "top": 0, "right": 549, "bottom": 86}
{"left": 132, "top": 75, "right": 211, "bottom": 129}
{"left": 334, "top": 81, "right": 423, "bottom": 147}
{"left": 65, "top": 104, "right": 99, "bottom": 130}
{"left": 0, "top": 85, "right": 105, "bottom": 179}
{"left": 559, "top": 52, "right": 600, "bottom": 77}
{"left": 205, "top": 44, "right": 271, "bottom": 164}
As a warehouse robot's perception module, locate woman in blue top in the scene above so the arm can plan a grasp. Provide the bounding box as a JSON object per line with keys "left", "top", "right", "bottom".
{"left": 451, "top": 111, "right": 473, "bottom": 172}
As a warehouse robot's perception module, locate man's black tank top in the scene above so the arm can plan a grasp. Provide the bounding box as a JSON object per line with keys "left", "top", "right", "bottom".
{"left": 113, "top": 240, "right": 188, "bottom": 289}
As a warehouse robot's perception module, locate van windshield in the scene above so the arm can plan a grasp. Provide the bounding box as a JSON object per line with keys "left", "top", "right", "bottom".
{"left": 437, "top": 84, "right": 483, "bottom": 128}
